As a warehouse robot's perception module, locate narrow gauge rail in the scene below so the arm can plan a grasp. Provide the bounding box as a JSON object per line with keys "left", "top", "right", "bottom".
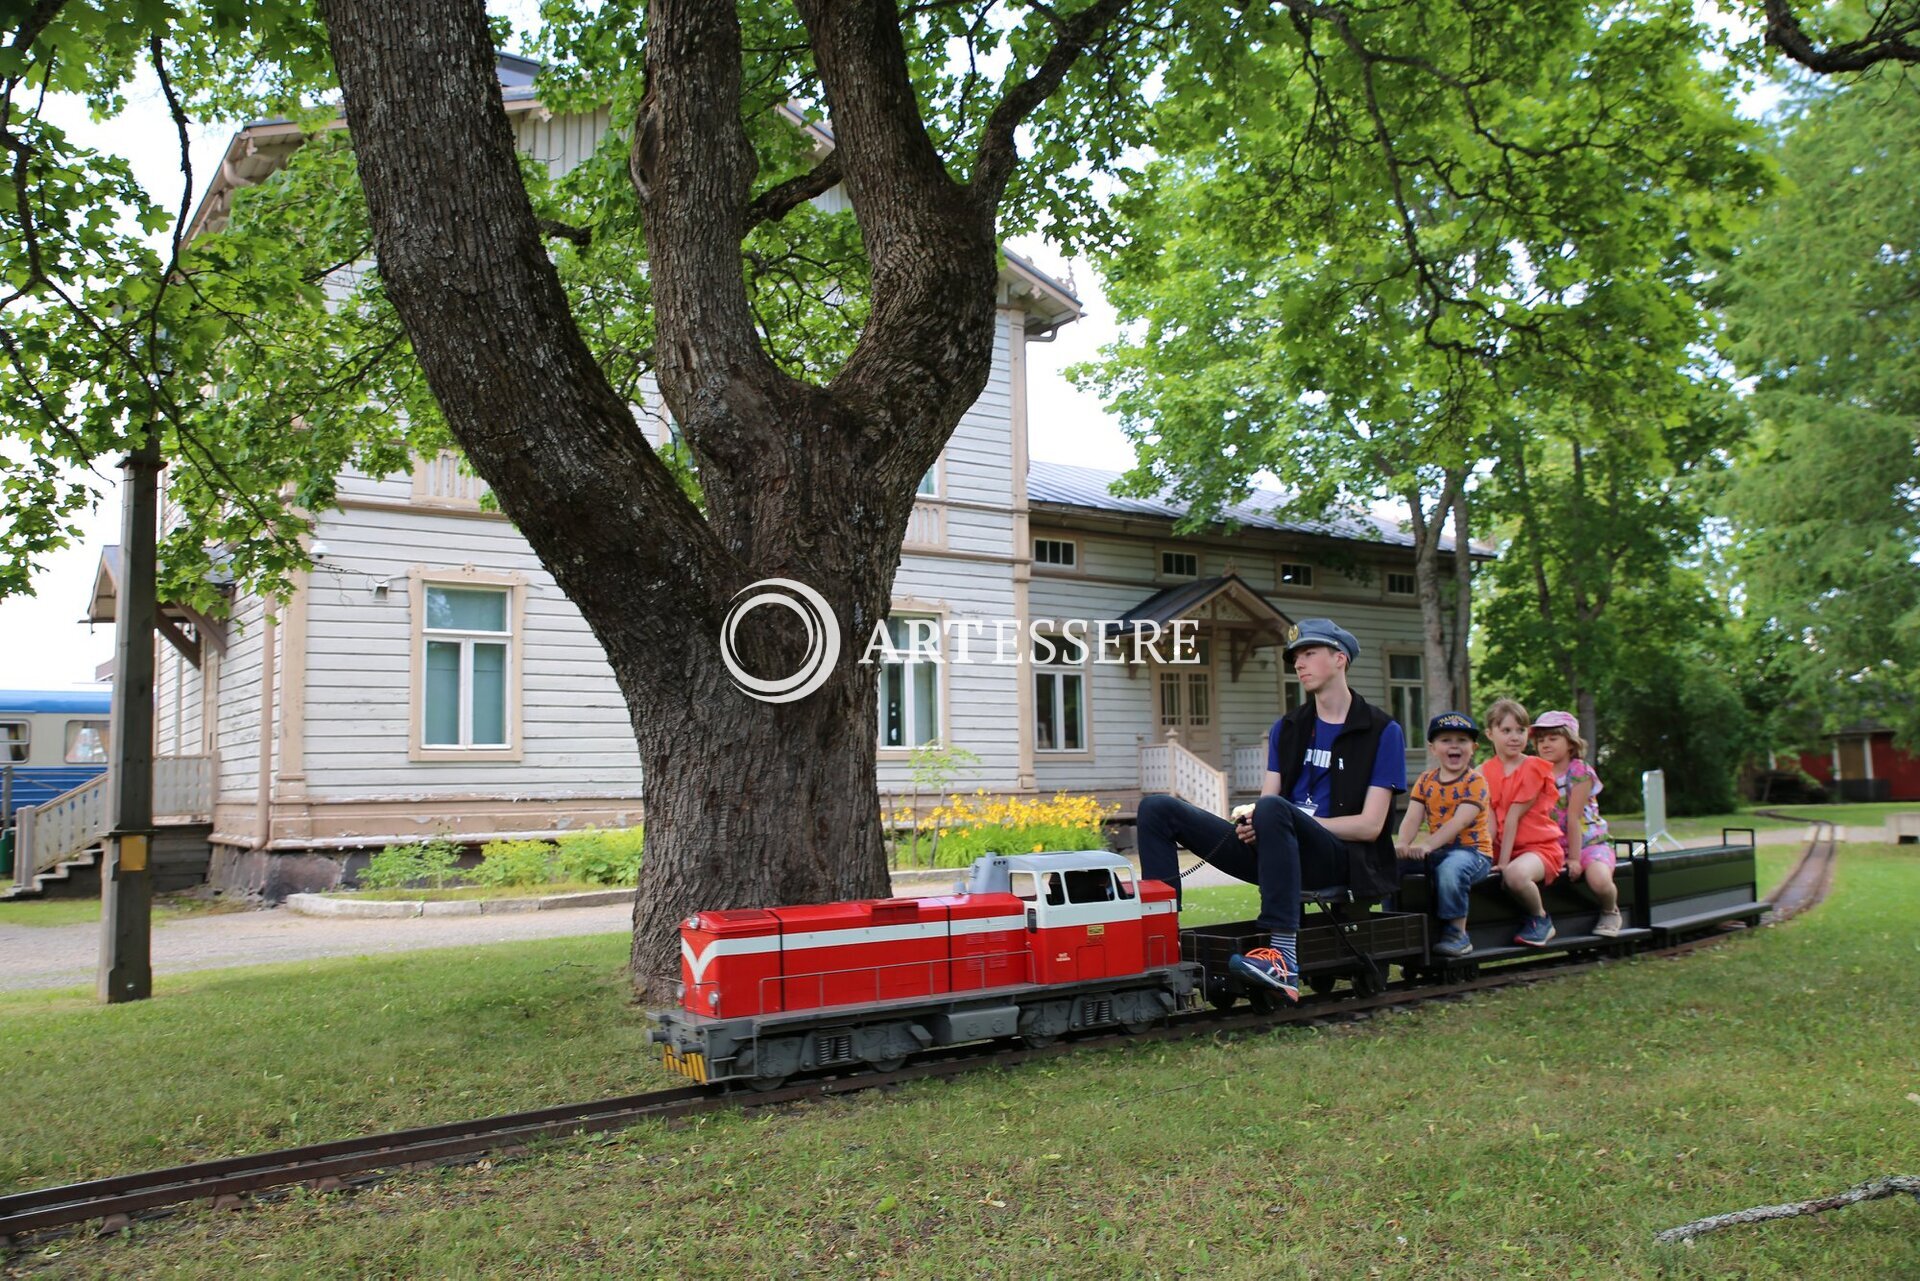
{"left": 0, "top": 833, "right": 1834, "bottom": 1248}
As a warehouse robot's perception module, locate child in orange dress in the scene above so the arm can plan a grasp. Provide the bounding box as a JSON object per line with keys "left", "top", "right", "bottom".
{"left": 1481, "top": 698, "right": 1563, "bottom": 946}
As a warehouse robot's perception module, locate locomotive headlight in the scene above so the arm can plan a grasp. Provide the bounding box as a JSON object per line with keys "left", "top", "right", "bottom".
{"left": 708, "top": 991, "right": 720, "bottom": 1009}
{"left": 675, "top": 981, "right": 685, "bottom": 1000}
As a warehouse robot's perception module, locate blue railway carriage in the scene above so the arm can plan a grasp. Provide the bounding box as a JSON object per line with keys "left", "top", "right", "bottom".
{"left": 0, "top": 688, "right": 113, "bottom": 827}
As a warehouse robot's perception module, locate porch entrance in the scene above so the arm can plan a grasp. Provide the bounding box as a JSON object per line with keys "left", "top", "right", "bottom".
{"left": 1153, "top": 638, "right": 1217, "bottom": 763}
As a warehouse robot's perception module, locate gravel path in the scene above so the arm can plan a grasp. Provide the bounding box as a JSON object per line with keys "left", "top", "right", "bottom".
{"left": 0, "top": 903, "right": 634, "bottom": 993}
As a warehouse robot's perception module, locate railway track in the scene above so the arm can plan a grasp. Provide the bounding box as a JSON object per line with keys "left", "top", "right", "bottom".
{"left": 0, "top": 832, "right": 1838, "bottom": 1249}
{"left": 1755, "top": 816, "right": 1837, "bottom": 921}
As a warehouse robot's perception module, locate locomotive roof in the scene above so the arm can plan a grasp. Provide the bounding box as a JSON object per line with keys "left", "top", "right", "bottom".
{"left": 989, "top": 851, "right": 1132, "bottom": 874}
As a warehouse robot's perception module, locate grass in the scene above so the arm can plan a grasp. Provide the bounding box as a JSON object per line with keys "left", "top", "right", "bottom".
{"left": 8, "top": 842, "right": 1910, "bottom": 1278}
{"left": 321, "top": 880, "right": 619, "bottom": 903}
{"left": 0, "top": 893, "right": 249, "bottom": 929}
{"left": 1762, "top": 801, "right": 1919, "bottom": 828}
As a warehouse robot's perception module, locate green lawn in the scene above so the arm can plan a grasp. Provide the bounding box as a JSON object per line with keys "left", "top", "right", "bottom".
{"left": 9, "top": 842, "right": 1908, "bottom": 1276}
{"left": 1763, "top": 801, "right": 1919, "bottom": 828}
{"left": 0, "top": 893, "right": 248, "bottom": 929}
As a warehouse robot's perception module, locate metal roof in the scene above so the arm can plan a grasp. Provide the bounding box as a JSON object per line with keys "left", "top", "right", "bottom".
{"left": 1108, "top": 574, "right": 1292, "bottom": 633}
{"left": 1028, "top": 459, "right": 1488, "bottom": 556}
{"left": 0, "top": 688, "right": 113, "bottom": 715}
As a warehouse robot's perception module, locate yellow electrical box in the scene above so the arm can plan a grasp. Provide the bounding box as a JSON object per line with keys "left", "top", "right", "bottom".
{"left": 118, "top": 834, "right": 149, "bottom": 873}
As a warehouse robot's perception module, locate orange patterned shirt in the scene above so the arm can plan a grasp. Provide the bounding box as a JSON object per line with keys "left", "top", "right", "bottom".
{"left": 1410, "top": 766, "right": 1494, "bottom": 857}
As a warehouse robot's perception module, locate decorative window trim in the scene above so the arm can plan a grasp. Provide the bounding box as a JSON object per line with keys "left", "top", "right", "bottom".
{"left": 1031, "top": 535, "right": 1081, "bottom": 573}
{"left": 1155, "top": 545, "right": 1202, "bottom": 583}
{"left": 407, "top": 566, "right": 527, "bottom": 763}
{"left": 875, "top": 601, "right": 951, "bottom": 759}
{"left": 410, "top": 450, "right": 492, "bottom": 510}
{"left": 1030, "top": 622, "right": 1094, "bottom": 760}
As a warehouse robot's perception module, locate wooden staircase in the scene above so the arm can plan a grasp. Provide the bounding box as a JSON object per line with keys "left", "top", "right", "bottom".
{"left": 5, "top": 757, "right": 212, "bottom": 899}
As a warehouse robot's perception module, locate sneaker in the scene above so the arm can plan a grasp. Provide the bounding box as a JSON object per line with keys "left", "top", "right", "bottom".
{"left": 1594, "top": 911, "right": 1623, "bottom": 938}
{"left": 1229, "top": 948, "right": 1301, "bottom": 1003}
{"left": 1434, "top": 926, "right": 1473, "bottom": 958}
{"left": 1514, "top": 915, "right": 1556, "bottom": 948}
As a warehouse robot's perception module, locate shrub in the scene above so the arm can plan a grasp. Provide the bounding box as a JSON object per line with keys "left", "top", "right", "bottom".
{"left": 471, "top": 838, "right": 560, "bottom": 888}
{"left": 553, "top": 826, "right": 644, "bottom": 886}
{"left": 357, "top": 839, "right": 463, "bottom": 891}
{"left": 913, "top": 792, "right": 1116, "bottom": 869}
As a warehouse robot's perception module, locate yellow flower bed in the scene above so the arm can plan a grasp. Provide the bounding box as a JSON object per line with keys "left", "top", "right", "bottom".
{"left": 888, "top": 790, "right": 1119, "bottom": 867}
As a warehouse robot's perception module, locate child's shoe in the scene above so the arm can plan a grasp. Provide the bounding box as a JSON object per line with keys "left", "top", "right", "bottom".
{"left": 1514, "top": 915, "right": 1556, "bottom": 947}
{"left": 1228, "top": 948, "right": 1301, "bottom": 1004}
{"left": 1434, "top": 925, "right": 1473, "bottom": 958}
{"left": 1593, "top": 911, "right": 1623, "bottom": 938}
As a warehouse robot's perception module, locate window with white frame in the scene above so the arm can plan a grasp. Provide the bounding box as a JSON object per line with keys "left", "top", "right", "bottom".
{"left": 422, "top": 584, "right": 512, "bottom": 748}
{"left": 1160, "top": 549, "right": 1200, "bottom": 580}
{"left": 877, "top": 615, "right": 941, "bottom": 748}
{"left": 1279, "top": 562, "right": 1315, "bottom": 589}
{"left": 1387, "top": 653, "right": 1425, "bottom": 744}
{"left": 917, "top": 464, "right": 938, "bottom": 497}
{"left": 1032, "top": 629, "right": 1086, "bottom": 753}
{"left": 1, "top": 720, "right": 27, "bottom": 763}
{"left": 1387, "top": 571, "right": 1417, "bottom": 596}
{"left": 1033, "top": 537, "right": 1077, "bottom": 568}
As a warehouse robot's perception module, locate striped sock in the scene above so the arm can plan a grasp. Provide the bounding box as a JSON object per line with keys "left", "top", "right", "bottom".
{"left": 1267, "top": 931, "right": 1297, "bottom": 976}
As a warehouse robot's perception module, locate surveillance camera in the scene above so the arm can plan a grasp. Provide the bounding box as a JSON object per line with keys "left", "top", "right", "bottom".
{"left": 310, "top": 540, "right": 331, "bottom": 561}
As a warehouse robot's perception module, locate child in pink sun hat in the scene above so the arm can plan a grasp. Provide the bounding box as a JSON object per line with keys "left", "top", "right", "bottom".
{"left": 1529, "top": 710, "right": 1621, "bottom": 937}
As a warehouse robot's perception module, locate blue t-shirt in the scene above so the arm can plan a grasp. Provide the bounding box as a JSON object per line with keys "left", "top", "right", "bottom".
{"left": 1266, "top": 713, "right": 1407, "bottom": 819}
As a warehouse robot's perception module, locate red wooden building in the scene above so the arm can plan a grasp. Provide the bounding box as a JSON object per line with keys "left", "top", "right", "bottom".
{"left": 1796, "top": 722, "right": 1920, "bottom": 803}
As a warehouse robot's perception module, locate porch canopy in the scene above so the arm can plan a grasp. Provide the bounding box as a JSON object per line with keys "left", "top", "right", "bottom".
{"left": 84, "top": 546, "right": 228, "bottom": 669}
{"left": 1102, "top": 573, "right": 1293, "bottom": 678}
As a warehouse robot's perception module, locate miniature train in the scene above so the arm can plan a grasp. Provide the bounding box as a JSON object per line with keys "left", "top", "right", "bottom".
{"left": 647, "top": 834, "right": 1764, "bottom": 1089}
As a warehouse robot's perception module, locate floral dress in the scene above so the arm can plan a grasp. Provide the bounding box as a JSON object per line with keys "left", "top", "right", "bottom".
{"left": 1550, "top": 759, "right": 1611, "bottom": 862}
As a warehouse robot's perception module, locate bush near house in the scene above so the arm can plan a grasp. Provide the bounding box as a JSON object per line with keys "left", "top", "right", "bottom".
{"left": 354, "top": 829, "right": 645, "bottom": 894}
{"left": 900, "top": 791, "right": 1118, "bottom": 868}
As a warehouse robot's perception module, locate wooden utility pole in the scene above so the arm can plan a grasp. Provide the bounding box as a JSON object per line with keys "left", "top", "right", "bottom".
{"left": 98, "top": 426, "right": 163, "bottom": 1003}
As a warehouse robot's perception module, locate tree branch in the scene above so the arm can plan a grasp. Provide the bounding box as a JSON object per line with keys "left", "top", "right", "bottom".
{"left": 971, "top": 0, "right": 1133, "bottom": 205}
{"left": 1657, "top": 1175, "right": 1920, "bottom": 1244}
{"left": 743, "top": 150, "right": 842, "bottom": 230}
{"left": 1764, "top": 0, "right": 1920, "bottom": 72}
{"left": 538, "top": 216, "right": 592, "bottom": 248}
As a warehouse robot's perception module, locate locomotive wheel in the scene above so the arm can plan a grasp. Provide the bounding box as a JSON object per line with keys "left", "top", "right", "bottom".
{"left": 1243, "top": 989, "right": 1276, "bottom": 1014}
{"left": 1120, "top": 1018, "right": 1155, "bottom": 1035}
{"left": 1021, "top": 1033, "right": 1058, "bottom": 1050}
{"left": 1306, "top": 974, "right": 1339, "bottom": 996}
{"left": 866, "top": 1056, "right": 907, "bottom": 1074}
{"left": 1354, "top": 966, "right": 1387, "bottom": 997}
{"left": 748, "top": 1075, "right": 788, "bottom": 1093}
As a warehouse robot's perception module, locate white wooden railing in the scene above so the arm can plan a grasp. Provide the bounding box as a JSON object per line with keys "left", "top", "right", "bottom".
{"left": 1138, "top": 732, "right": 1230, "bottom": 817}
{"left": 1232, "top": 743, "right": 1266, "bottom": 794}
{"left": 11, "top": 756, "right": 212, "bottom": 890}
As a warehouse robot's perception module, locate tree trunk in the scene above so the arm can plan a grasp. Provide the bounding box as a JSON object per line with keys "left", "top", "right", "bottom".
{"left": 1449, "top": 481, "right": 1473, "bottom": 712}
{"left": 1406, "top": 475, "right": 1463, "bottom": 716}
{"left": 1578, "top": 685, "right": 1600, "bottom": 768}
{"left": 317, "top": 0, "right": 1123, "bottom": 995}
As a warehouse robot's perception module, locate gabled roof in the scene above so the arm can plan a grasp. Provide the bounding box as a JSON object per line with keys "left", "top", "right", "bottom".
{"left": 1108, "top": 574, "right": 1292, "bottom": 635}
{"left": 1028, "top": 460, "right": 1493, "bottom": 558}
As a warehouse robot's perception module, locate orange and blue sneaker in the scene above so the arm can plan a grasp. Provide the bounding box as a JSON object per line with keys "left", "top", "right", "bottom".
{"left": 1514, "top": 915, "right": 1556, "bottom": 947}
{"left": 1229, "top": 948, "right": 1300, "bottom": 1003}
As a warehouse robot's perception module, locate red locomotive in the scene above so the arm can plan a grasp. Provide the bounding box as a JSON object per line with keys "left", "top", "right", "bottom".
{"left": 649, "top": 851, "right": 1201, "bottom": 1088}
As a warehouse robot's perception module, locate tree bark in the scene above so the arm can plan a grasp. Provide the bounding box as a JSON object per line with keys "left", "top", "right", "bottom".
{"left": 316, "top": 0, "right": 1122, "bottom": 995}
{"left": 1449, "top": 481, "right": 1472, "bottom": 711}
{"left": 1406, "top": 473, "right": 1463, "bottom": 716}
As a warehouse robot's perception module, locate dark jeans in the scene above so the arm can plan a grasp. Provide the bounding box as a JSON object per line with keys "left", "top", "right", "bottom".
{"left": 1137, "top": 793, "right": 1349, "bottom": 934}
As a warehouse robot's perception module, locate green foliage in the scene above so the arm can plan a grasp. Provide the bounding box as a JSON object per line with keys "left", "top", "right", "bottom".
{"left": 1075, "top": 0, "right": 1767, "bottom": 550}
{"left": 471, "top": 838, "right": 561, "bottom": 889}
{"left": 552, "top": 827, "right": 644, "bottom": 887}
{"left": 1722, "top": 68, "right": 1920, "bottom": 750}
{"left": 356, "top": 839, "right": 463, "bottom": 891}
